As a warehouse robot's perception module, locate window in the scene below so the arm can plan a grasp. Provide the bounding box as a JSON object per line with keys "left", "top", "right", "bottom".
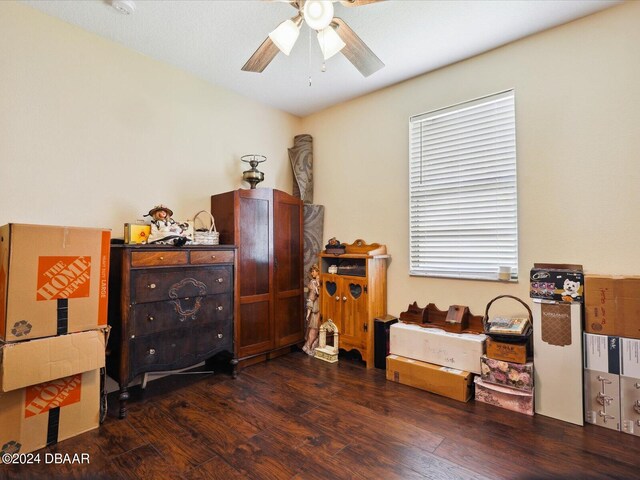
{"left": 409, "top": 90, "right": 518, "bottom": 281}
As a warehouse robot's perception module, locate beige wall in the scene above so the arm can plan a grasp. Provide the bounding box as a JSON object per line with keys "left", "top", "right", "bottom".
{"left": 302, "top": 2, "right": 640, "bottom": 317}
{"left": 2, "top": 2, "right": 639, "bottom": 319}
{"left": 0, "top": 2, "right": 299, "bottom": 233}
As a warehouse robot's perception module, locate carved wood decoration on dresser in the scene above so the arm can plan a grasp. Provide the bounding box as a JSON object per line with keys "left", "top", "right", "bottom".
{"left": 319, "top": 240, "right": 389, "bottom": 368}
{"left": 211, "top": 188, "right": 304, "bottom": 366}
{"left": 107, "top": 244, "right": 237, "bottom": 418}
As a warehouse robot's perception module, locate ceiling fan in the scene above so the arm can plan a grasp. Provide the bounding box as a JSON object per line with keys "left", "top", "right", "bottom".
{"left": 242, "top": 0, "right": 385, "bottom": 77}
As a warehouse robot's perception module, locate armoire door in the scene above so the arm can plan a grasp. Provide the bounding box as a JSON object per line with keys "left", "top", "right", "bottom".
{"left": 273, "top": 190, "right": 304, "bottom": 347}
{"left": 237, "top": 189, "right": 274, "bottom": 358}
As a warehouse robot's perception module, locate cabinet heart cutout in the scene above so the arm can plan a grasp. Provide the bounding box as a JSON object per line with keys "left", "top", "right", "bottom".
{"left": 350, "top": 283, "right": 362, "bottom": 299}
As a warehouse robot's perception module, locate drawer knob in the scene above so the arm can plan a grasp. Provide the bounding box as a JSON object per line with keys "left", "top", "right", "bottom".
{"left": 149, "top": 348, "right": 156, "bottom": 355}
{"left": 342, "top": 296, "right": 347, "bottom": 302}
{"left": 216, "top": 278, "right": 224, "bottom": 283}
{"left": 147, "top": 315, "right": 154, "bottom": 322}
{"left": 335, "top": 296, "right": 340, "bottom": 301}
{"left": 217, "top": 305, "right": 224, "bottom": 311}
{"left": 148, "top": 283, "right": 156, "bottom": 289}
{"left": 160, "top": 256, "right": 164, "bottom": 260}
{"left": 217, "top": 333, "right": 223, "bottom": 339}
{"left": 211, "top": 255, "right": 216, "bottom": 259}
{"left": 130, "top": 335, "right": 135, "bottom": 339}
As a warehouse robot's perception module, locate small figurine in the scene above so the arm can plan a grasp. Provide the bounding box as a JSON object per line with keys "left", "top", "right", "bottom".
{"left": 145, "top": 205, "right": 190, "bottom": 246}
{"left": 325, "top": 237, "right": 346, "bottom": 254}
{"left": 326, "top": 237, "right": 341, "bottom": 247}
{"left": 302, "top": 264, "right": 321, "bottom": 356}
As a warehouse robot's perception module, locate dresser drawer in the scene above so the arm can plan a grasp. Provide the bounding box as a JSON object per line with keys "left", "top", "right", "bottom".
{"left": 190, "top": 250, "right": 234, "bottom": 265}
{"left": 132, "top": 293, "right": 232, "bottom": 336}
{"left": 132, "top": 266, "right": 232, "bottom": 303}
{"left": 131, "top": 251, "right": 188, "bottom": 267}
{"left": 130, "top": 323, "right": 232, "bottom": 373}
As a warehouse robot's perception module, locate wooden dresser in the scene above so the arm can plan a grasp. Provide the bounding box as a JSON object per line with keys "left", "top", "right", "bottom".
{"left": 107, "top": 244, "right": 237, "bottom": 418}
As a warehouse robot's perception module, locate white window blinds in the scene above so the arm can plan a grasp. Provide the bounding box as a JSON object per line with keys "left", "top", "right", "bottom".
{"left": 409, "top": 90, "right": 518, "bottom": 281}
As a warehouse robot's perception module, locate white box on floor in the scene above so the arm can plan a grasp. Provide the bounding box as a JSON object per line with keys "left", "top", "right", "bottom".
{"left": 621, "top": 338, "right": 640, "bottom": 378}
{"left": 584, "top": 333, "right": 621, "bottom": 374}
{"left": 533, "top": 301, "right": 583, "bottom": 425}
{"left": 584, "top": 369, "right": 620, "bottom": 431}
{"left": 620, "top": 375, "right": 640, "bottom": 436}
{"left": 389, "top": 322, "right": 486, "bottom": 374}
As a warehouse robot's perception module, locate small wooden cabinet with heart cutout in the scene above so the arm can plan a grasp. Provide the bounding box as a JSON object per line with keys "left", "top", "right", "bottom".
{"left": 319, "top": 239, "right": 389, "bottom": 368}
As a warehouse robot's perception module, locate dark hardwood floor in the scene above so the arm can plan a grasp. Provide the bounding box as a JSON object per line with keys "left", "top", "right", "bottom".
{"left": 2, "top": 351, "right": 640, "bottom": 479}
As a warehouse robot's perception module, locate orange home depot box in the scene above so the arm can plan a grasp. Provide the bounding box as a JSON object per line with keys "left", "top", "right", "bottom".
{"left": 1, "top": 329, "right": 107, "bottom": 392}
{"left": 0, "top": 224, "right": 111, "bottom": 342}
{"left": 585, "top": 275, "right": 640, "bottom": 339}
{"left": 386, "top": 354, "right": 474, "bottom": 402}
{"left": 0, "top": 370, "right": 100, "bottom": 458}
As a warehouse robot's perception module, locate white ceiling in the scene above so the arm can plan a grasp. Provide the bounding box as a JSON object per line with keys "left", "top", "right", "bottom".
{"left": 20, "top": 0, "right": 620, "bottom": 117}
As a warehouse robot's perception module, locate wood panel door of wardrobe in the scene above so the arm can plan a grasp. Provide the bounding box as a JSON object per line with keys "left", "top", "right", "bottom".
{"left": 273, "top": 190, "right": 304, "bottom": 348}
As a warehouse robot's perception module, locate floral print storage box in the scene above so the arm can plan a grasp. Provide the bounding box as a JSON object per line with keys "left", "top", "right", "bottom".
{"left": 474, "top": 377, "right": 534, "bottom": 416}
{"left": 480, "top": 355, "right": 534, "bottom": 392}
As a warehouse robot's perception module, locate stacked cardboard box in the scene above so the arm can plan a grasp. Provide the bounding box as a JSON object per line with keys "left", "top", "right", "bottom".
{"left": 0, "top": 224, "right": 110, "bottom": 459}
{"left": 620, "top": 338, "right": 640, "bottom": 436}
{"left": 530, "top": 264, "right": 584, "bottom": 426}
{"left": 584, "top": 333, "right": 621, "bottom": 431}
{"left": 583, "top": 275, "right": 640, "bottom": 436}
{"left": 386, "top": 322, "right": 485, "bottom": 402}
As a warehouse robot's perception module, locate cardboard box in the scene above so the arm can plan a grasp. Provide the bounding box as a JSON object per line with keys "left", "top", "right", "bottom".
{"left": 124, "top": 223, "right": 151, "bottom": 244}
{"left": 584, "top": 369, "right": 620, "bottom": 431}
{"left": 474, "top": 377, "right": 534, "bottom": 416}
{"left": 480, "top": 355, "right": 533, "bottom": 392}
{"left": 0, "top": 370, "right": 100, "bottom": 458}
{"left": 386, "top": 355, "right": 474, "bottom": 402}
{"left": 389, "top": 322, "right": 486, "bottom": 374}
{"left": 486, "top": 337, "right": 529, "bottom": 364}
{"left": 1, "top": 329, "right": 106, "bottom": 392}
{"left": 621, "top": 337, "right": 640, "bottom": 378}
{"left": 620, "top": 375, "right": 640, "bottom": 437}
{"left": 583, "top": 333, "right": 621, "bottom": 374}
{"left": 532, "top": 301, "right": 583, "bottom": 425}
{"left": 585, "top": 276, "right": 640, "bottom": 339}
{"left": 0, "top": 224, "right": 111, "bottom": 342}
{"left": 530, "top": 264, "right": 583, "bottom": 303}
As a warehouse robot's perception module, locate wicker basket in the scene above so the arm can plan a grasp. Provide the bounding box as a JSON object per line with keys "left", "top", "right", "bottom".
{"left": 483, "top": 295, "right": 533, "bottom": 343}
{"left": 192, "top": 210, "right": 219, "bottom": 245}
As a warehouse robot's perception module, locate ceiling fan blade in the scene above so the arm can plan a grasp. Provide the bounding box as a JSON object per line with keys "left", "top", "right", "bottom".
{"left": 241, "top": 37, "right": 281, "bottom": 73}
{"left": 340, "top": 0, "right": 384, "bottom": 7}
{"left": 332, "top": 18, "right": 384, "bottom": 77}
{"left": 263, "top": 0, "right": 300, "bottom": 9}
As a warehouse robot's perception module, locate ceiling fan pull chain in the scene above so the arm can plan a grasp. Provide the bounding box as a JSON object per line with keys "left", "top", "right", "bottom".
{"left": 308, "top": 27, "right": 313, "bottom": 86}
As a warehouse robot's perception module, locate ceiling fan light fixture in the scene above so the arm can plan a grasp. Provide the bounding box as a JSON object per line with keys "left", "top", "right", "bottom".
{"left": 268, "top": 15, "right": 303, "bottom": 56}
{"left": 317, "top": 26, "right": 345, "bottom": 60}
{"left": 303, "top": 0, "right": 334, "bottom": 31}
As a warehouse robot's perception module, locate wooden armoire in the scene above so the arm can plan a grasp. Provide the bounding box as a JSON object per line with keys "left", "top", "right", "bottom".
{"left": 211, "top": 188, "right": 304, "bottom": 365}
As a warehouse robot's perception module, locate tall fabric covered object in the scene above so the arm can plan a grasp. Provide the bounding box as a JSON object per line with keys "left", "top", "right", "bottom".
{"left": 289, "top": 135, "right": 324, "bottom": 281}
{"left": 303, "top": 204, "right": 324, "bottom": 279}
{"left": 289, "top": 134, "right": 314, "bottom": 204}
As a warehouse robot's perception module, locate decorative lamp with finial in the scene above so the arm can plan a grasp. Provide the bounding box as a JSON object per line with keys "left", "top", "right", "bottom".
{"left": 241, "top": 154, "right": 266, "bottom": 189}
